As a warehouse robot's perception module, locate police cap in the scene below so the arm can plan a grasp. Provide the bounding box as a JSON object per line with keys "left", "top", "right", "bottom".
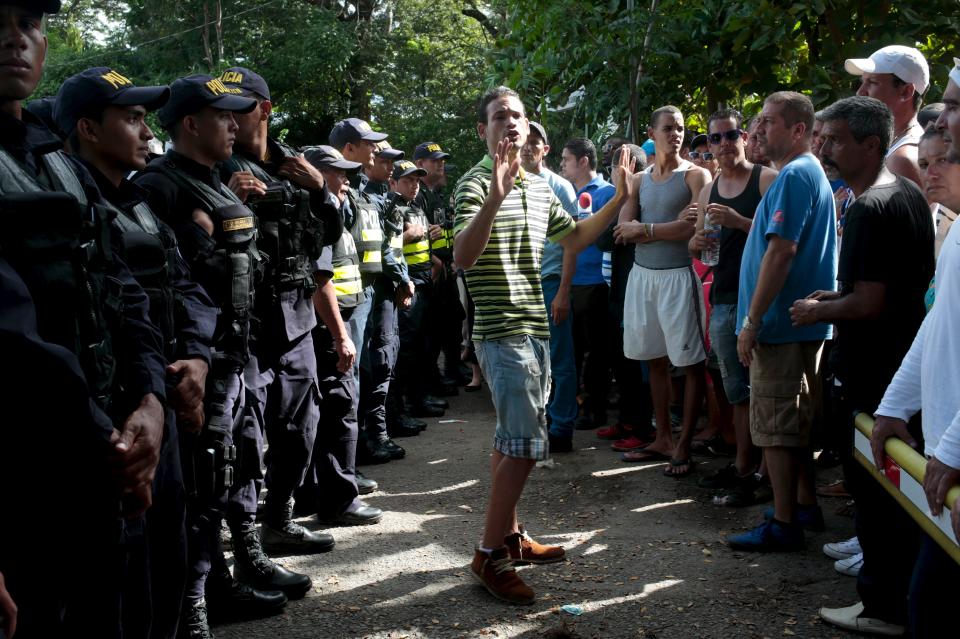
{"left": 375, "top": 141, "right": 404, "bottom": 161}
{"left": 413, "top": 141, "right": 450, "bottom": 161}
{"left": 157, "top": 74, "right": 257, "bottom": 128}
{"left": 304, "top": 145, "right": 362, "bottom": 172}
{"left": 54, "top": 67, "right": 169, "bottom": 136}
{"left": 391, "top": 160, "right": 427, "bottom": 180}
{"left": 219, "top": 67, "right": 270, "bottom": 101}
{"left": 329, "top": 117, "right": 387, "bottom": 149}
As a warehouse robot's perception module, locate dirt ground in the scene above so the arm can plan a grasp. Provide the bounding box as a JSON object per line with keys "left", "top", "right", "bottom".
{"left": 216, "top": 388, "right": 861, "bottom": 639}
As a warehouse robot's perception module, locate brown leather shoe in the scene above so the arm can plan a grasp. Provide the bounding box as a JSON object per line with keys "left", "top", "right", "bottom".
{"left": 470, "top": 547, "right": 535, "bottom": 605}
{"left": 504, "top": 528, "right": 566, "bottom": 565}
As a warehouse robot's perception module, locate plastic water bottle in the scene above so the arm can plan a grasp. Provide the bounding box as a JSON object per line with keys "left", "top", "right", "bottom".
{"left": 701, "top": 212, "right": 721, "bottom": 266}
{"left": 577, "top": 192, "right": 592, "bottom": 220}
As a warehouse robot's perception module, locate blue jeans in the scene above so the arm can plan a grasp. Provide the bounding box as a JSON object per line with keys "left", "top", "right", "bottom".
{"left": 542, "top": 276, "right": 577, "bottom": 439}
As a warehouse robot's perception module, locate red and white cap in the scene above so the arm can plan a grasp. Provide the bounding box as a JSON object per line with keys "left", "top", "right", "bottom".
{"left": 845, "top": 45, "right": 929, "bottom": 95}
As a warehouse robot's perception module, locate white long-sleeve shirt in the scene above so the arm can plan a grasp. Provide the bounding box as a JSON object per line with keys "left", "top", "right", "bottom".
{"left": 875, "top": 219, "right": 960, "bottom": 469}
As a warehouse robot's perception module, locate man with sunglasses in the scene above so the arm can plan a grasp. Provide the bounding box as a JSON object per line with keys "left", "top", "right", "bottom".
{"left": 690, "top": 110, "right": 778, "bottom": 507}
{"left": 689, "top": 133, "right": 719, "bottom": 178}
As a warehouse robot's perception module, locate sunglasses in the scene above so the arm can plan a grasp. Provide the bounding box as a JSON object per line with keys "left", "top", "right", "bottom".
{"left": 707, "top": 129, "right": 745, "bottom": 144}
{"left": 689, "top": 151, "right": 715, "bottom": 161}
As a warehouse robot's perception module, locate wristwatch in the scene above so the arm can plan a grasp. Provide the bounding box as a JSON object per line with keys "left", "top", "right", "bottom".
{"left": 741, "top": 315, "right": 762, "bottom": 332}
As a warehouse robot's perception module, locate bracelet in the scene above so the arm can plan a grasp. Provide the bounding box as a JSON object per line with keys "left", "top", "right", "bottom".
{"left": 650, "top": 223, "right": 655, "bottom": 239}
{"left": 741, "top": 315, "right": 762, "bottom": 332}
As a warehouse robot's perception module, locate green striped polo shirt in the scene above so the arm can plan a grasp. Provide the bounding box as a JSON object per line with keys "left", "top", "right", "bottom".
{"left": 454, "top": 155, "right": 575, "bottom": 341}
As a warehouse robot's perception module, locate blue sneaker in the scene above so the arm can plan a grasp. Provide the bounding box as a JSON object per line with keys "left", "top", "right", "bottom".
{"left": 762, "top": 504, "right": 825, "bottom": 531}
{"left": 727, "top": 518, "right": 805, "bottom": 552}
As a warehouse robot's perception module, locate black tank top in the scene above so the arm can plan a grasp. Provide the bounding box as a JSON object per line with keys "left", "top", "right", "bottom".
{"left": 709, "top": 164, "right": 762, "bottom": 305}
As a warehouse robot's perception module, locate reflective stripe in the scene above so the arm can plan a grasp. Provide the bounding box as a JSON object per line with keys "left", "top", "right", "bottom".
{"left": 362, "top": 250, "right": 382, "bottom": 263}
{"left": 333, "top": 264, "right": 361, "bottom": 280}
{"left": 361, "top": 228, "right": 384, "bottom": 242}
{"left": 334, "top": 279, "right": 363, "bottom": 296}
{"left": 403, "top": 240, "right": 430, "bottom": 255}
{"left": 390, "top": 235, "right": 403, "bottom": 249}
{"left": 430, "top": 238, "right": 449, "bottom": 250}
{"left": 406, "top": 252, "right": 431, "bottom": 265}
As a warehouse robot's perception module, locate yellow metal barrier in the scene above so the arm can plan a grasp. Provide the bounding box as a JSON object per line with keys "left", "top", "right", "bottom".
{"left": 853, "top": 412, "right": 960, "bottom": 564}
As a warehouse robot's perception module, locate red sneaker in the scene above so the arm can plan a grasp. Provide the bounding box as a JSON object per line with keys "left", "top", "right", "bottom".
{"left": 596, "top": 423, "right": 634, "bottom": 440}
{"left": 611, "top": 435, "right": 650, "bottom": 452}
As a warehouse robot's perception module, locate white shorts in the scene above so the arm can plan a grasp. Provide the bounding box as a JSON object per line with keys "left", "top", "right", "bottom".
{"left": 623, "top": 264, "right": 707, "bottom": 367}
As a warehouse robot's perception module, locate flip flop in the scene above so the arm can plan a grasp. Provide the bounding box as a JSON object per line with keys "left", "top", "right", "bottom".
{"left": 621, "top": 448, "right": 671, "bottom": 463}
{"left": 662, "top": 457, "right": 695, "bottom": 477}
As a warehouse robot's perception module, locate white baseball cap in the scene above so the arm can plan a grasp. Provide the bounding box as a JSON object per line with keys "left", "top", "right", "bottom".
{"left": 949, "top": 58, "right": 960, "bottom": 87}
{"left": 845, "top": 45, "right": 930, "bottom": 95}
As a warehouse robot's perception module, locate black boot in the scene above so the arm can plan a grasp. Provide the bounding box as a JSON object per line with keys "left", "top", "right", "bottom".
{"left": 205, "top": 562, "right": 287, "bottom": 623}
{"left": 177, "top": 599, "right": 213, "bottom": 639}
{"left": 231, "top": 521, "right": 313, "bottom": 599}
{"left": 261, "top": 497, "right": 335, "bottom": 555}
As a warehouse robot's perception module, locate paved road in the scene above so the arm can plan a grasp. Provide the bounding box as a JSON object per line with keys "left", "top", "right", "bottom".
{"left": 217, "top": 387, "right": 860, "bottom": 639}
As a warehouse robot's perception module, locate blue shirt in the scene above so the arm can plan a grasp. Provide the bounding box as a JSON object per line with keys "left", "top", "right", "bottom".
{"left": 534, "top": 168, "right": 577, "bottom": 280}
{"left": 737, "top": 153, "right": 837, "bottom": 343}
{"left": 573, "top": 175, "right": 615, "bottom": 286}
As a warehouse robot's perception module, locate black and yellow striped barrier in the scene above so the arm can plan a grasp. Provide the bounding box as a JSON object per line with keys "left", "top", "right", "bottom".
{"left": 853, "top": 412, "right": 960, "bottom": 564}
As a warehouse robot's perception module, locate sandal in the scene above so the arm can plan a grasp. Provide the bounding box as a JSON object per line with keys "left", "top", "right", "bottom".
{"left": 621, "top": 448, "right": 670, "bottom": 463}
{"left": 662, "top": 457, "right": 695, "bottom": 478}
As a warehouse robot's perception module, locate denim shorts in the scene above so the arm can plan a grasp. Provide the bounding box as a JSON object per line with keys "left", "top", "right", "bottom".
{"left": 709, "top": 303, "right": 750, "bottom": 404}
{"left": 475, "top": 334, "right": 551, "bottom": 460}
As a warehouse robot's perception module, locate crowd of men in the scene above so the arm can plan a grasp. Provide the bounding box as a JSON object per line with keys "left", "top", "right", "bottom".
{"left": 1, "top": 1, "right": 959, "bottom": 638}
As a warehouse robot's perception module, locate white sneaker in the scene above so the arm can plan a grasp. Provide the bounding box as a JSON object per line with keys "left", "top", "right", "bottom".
{"left": 819, "top": 601, "right": 904, "bottom": 636}
{"left": 823, "top": 535, "right": 862, "bottom": 559}
{"left": 835, "top": 552, "right": 864, "bottom": 577}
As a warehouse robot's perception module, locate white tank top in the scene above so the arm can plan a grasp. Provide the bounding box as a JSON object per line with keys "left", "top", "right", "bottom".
{"left": 886, "top": 121, "right": 924, "bottom": 158}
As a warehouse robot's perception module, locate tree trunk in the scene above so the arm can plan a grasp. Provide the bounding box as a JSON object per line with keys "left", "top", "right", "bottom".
{"left": 201, "top": 2, "right": 213, "bottom": 70}
{"left": 629, "top": 0, "right": 659, "bottom": 144}
{"left": 215, "top": 0, "right": 224, "bottom": 63}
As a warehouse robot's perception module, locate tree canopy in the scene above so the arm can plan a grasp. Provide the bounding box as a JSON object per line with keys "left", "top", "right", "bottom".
{"left": 38, "top": 0, "right": 960, "bottom": 174}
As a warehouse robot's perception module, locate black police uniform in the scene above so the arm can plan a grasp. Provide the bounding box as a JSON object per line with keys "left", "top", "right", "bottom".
{"left": 390, "top": 192, "right": 435, "bottom": 413}
{"left": 415, "top": 183, "right": 466, "bottom": 389}
{"left": 349, "top": 172, "right": 411, "bottom": 458}
{"left": 0, "top": 108, "right": 168, "bottom": 638}
{"left": 81, "top": 159, "right": 219, "bottom": 639}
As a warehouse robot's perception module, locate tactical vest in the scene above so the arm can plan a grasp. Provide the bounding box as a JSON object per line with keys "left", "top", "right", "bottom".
{"left": 382, "top": 196, "right": 406, "bottom": 264}
{"left": 112, "top": 201, "right": 181, "bottom": 361}
{"left": 345, "top": 188, "right": 384, "bottom": 275}
{"left": 142, "top": 157, "right": 260, "bottom": 365}
{"left": 330, "top": 227, "right": 363, "bottom": 309}
{"left": 231, "top": 143, "right": 322, "bottom": 297}
{"left": 0, "top": 148, "right": 120, "bottom": 413}
{"left": 420, "top": 188, "right": 454, "bottom": 260}
{"left": 399, "top": 202, "right": 431, "bottom": 270}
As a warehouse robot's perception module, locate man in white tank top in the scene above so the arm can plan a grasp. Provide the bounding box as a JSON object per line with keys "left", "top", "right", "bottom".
{"left": 845, "top": 45, "right": 930, "bottom": 188}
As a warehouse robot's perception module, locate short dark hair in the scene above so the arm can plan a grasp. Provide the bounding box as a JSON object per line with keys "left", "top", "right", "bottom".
{"left": 65, "top": 103, "right": 108, "bottom": 153}
{"left": 707, "top": 108, "right": 743, "bottom": 132}
{"left": 650, "top": 105, "right": 682, "bottom": 129}
{"left": 764, "top": 91, "right": 815, "bottom": 137}
{"left": 920, "top": 122, "right": 946, "bottom": 144}
{"left": 820, "top": 96, "right": 893, "bottom": 157}
{"left": 891, "top": 75, "right": 924, "bottom": 111}
{"left": 563, "top": 137, "right": 597, "bottom": 170}
{"left": 612, "top": 143, "right": 646, "bottom": 171}
{"left": 919, "top": 103, "right": 945, "bottom": 129}
{"left": 476, "top": 86, "right": 522, "bottom": 124}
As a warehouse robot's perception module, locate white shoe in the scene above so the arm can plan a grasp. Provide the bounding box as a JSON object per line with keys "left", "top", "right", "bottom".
{"left": 823, "top": 535, "right": 862, "bottom": 559}
{"left": 834, "top": 552, "right": 864, "bottom": 577}
{"left": 819, "top": 602, "right": 905, "bottom": 636}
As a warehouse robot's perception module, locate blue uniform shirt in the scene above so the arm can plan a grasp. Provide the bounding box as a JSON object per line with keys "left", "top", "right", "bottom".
{"left": 737, "top": 153, "right": 837, "bottom": 343}
{"left": 573, "top": 175, "right": 615, "bottom": 286}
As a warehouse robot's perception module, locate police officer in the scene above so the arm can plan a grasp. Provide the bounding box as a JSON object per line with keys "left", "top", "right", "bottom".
{"left": 216, "top": 66, "right": 341, "bottom": 555}
{"left": 53, "top": 66, "right": 221, "bottom": 639}
{"left": 363, "top": 141, "right": 403, "bottom": 198}
{"left": 386, "top": 160, "right": 447, "bottom": 430}
{"left": 295, "top": 145, "right": 384, "bottom": 525}
{"left": 134, "top": 75, "right": 311, "bottom": 636}
{"left": 0, "top": 2, "right": 169, "bottom": 635}
{"left": 330, "top": 118, "right": 413, "bottom": 464}
{"left": 413, "top": 141, "right": 466, "bottom": 395}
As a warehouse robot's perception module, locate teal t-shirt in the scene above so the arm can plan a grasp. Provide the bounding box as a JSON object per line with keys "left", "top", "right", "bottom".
{"left": 737, "top": 153, "right": 837, "bottom": 343}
